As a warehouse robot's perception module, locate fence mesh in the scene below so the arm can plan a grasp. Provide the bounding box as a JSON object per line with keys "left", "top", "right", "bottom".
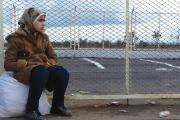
{"left": 2, "top": 0, "right": 180, "bottom": 96}
{"left": 130, "top": 0, "right": 180, "bottom": 94}
{"left": 131, "top": 0, "right": 180, "bottom": 50}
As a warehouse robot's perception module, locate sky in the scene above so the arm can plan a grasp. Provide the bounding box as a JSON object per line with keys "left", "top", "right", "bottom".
{"left": 2, "top": 0, "right": 180, "bottom": 43}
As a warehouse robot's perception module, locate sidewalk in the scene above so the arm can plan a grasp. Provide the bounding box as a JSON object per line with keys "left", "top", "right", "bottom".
{"left": 3, "top": 99, "right": 180, "bottom": 120}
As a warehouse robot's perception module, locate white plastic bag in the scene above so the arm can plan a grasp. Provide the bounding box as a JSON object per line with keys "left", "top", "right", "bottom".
{"left": 0, "top": 72, "right": 51, "bottom": 117}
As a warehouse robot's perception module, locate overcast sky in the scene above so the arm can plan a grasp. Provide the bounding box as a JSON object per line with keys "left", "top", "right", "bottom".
{"left": 2, "top": 0, "right": 180, "bottom": 43}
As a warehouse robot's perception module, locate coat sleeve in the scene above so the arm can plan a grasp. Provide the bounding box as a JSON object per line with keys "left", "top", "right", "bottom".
{"left": 45, "top": 37, "right": 58, "bottom": 65}
{"left": 4, "top": 37, "right": 27, "bottom": 71}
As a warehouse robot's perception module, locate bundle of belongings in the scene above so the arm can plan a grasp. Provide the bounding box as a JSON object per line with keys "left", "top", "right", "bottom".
{"left": 0, "top": 72, "right": 50, "bottom": 117}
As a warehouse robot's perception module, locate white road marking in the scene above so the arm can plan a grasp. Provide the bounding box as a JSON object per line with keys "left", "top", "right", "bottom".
{"left": 155, "top": 68, "right": 173, "bottom": 71}
{"left": 82, "top": 58, "right": 105, "bottom": 69}
{"left": 140, "top": 59, "right": 180, "bottom": 69}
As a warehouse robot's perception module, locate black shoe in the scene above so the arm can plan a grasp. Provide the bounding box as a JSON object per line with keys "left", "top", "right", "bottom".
{"left": 50, "top": 106, "right": 72, "bottom": 117}
{"left": 25, "top": 110, "right": 46, "bottom": 120}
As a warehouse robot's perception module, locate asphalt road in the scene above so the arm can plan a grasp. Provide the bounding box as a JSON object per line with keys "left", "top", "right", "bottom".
{"left": 58, "top": 57, "right": 180, "bottom": 95}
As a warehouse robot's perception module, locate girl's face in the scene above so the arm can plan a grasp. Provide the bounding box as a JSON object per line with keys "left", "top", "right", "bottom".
{"left": 33, "top": 15, "right": 45, "bottom": 32}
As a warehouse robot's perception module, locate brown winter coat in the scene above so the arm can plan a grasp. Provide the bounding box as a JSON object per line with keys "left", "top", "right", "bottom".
{"left": 4, "top": 8, "right": 58, "bottom": 85}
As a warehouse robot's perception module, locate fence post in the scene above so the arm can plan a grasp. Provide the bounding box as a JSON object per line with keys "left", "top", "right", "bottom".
{"left": 0, "top": 0, "right": 4, "bottom": 74}
{"left": 125, "top": 0, "right": 130, "bottom": 97}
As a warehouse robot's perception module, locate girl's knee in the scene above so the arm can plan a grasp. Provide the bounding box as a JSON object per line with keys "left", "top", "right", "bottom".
{"left": 32, "top": 65, "right": 49, "bottom": 75}
{"left": 61, "top": 67, "right": 69, "bottom": 77}
{"left": 53, "top": 66, "right": 69, "bottom": 77}
{"left": 30, "top": 65, "right": 49, "bottom": 84}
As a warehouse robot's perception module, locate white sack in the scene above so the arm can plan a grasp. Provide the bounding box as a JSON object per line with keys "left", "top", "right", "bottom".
{"left": 0, "top": 72, "right": 51, "bottom": 117}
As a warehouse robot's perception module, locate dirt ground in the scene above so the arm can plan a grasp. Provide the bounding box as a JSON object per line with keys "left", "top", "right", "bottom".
{"left": 2, "top": 99, "right": 180, "bottom": 120}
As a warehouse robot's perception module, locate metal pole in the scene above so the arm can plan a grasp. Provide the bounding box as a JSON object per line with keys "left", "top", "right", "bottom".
{"left": 0, "top": 0, "right": 4, "bottom": 74}
{"left": 125, "top": 0, "right": 130, "bottom": 103}
{"left": 130, "top": 7, "right": 134, "bottom": 51}
{"left": 158, "top": 13, "right": 161, "bottom": 49}
{"left": 133, "top": 12, "right": 137, "bottom": 50}
{"left": 102, "top": 12, "right": 105, "bottom": 49}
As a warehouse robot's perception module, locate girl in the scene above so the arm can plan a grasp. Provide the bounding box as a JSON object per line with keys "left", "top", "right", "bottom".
{"left": 4, "top": 7, "right": 72, "bottom": 120}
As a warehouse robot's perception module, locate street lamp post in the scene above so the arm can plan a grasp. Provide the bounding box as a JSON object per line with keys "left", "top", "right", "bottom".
{"left": 176, "top": 30, "right": 180, "bottom": 45}
{"left": 157, "top": 12, "right": 161, "bottom": 48}
{"left": 130, "top": 7, "right": 134, "bottom": 51}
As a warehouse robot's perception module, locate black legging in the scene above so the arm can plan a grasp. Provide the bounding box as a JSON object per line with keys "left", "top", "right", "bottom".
{"left": 26, "top": 65, "right": 69, "bottom": 112}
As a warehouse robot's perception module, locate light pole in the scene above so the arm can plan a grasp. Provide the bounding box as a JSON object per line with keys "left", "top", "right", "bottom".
{"left": 102, "top": 12, "right": 105, "bottom": 49}
{"left": 157, "top": 12, "right": 161, "bottom": 48}
{"left": 70, "top": 6, "right": 79, "bottom": 50}
{"left": 176, "top": 30, "right": 180, "bottom": 45}
{"left": 130, "top": 7, "right": 134, "bottom": 51}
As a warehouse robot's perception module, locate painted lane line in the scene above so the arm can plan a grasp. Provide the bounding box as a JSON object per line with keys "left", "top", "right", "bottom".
{"left": 155, "top": 68, "right": 173, "bottom": 71}
{"left": 82, "top": 58, "right": 105, "bottom": 69}
{"left": 139, "top": 59, "right": 180, "bottom": 69}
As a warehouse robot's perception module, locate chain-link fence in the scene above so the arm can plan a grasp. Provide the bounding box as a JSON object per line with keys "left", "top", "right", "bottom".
{"left": 2, "top": 0, "right": 180, "bottom": 99}
{"left": 3, "top": 0, "right": 127, "bottom": 49}
{"left": 129, "top": 0, "right": 180, "bottom": 95}
{"left": 131, "top": 0, "right": 180, "bottom": 50}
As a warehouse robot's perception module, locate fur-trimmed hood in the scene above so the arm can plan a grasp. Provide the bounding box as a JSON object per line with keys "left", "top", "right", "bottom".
{"left": 16, "top": 7, "right": 46, "bottom": 37}
{"left": 5, "top": 8, "right": 46, "bottom": 43}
